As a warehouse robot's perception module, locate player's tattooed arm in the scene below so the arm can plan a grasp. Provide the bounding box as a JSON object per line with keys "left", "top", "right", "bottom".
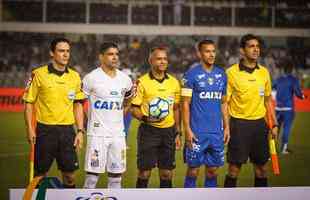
{"left": 123, "top": 99, "right": 132, "bottom": 116}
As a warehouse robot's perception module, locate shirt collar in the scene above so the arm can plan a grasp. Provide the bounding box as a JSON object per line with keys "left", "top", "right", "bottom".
{"left": 48, "top": 63, "right": 69, "bottom": 76}
{"left": 239, "top": 60, "right": 259, "bottom": 74}
{"left": 148, "top": 71, "right": 169, "bottom": 83}
{"left": 199, "top": 63, "right": 215, "bottom": 73}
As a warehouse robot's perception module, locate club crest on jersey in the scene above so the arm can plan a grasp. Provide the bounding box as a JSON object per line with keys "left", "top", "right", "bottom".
{"left": 215, "top": 74, "right": 222, "bottom": 78}
{"left": 198, "top": 81, "right": 206, "bottom": 88}
{"left": 110, "top": 91, "right": 119, "bottom": 95}
{"left": 197, "top": 74, "right": 205, "bottom": 80}
{"left": 207, "top": 77, "right": 214, "bottom": 85}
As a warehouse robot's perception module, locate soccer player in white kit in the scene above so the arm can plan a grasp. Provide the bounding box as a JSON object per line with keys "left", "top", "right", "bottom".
{"left": 82, "top": 42, "right": 134, "bottom": 188}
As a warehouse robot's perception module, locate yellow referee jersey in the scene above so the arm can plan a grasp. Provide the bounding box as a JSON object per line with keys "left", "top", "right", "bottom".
{"left": 23, "top": 63, "right": 85, "bottom": 125}
{"left": 226, "top": 62, "right": 272, "bottom": 120}
{"left": 131, "top": 72, "right": 181, "bottom": 128}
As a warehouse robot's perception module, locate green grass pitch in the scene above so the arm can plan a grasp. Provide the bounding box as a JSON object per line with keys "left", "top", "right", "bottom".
{"left": 1, "top": 112, "right": 310, "bottom": 199}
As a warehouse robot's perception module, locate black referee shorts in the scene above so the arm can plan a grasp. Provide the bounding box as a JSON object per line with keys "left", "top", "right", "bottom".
{"left": 137, "top": 123, "right": 177, "bottom": 170}
{"left": 227, "top": 117, "right": 269, "bottom": 165}
{"left": 34, "top": 123, "right": 79, "bottom": 175}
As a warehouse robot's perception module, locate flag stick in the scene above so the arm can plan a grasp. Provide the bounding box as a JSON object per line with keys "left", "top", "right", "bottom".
{"left": 267, "top": 104, "right": 280, "bottom": 175}
{"left": 29, "top": 109, "right": 36, "bottom": 183}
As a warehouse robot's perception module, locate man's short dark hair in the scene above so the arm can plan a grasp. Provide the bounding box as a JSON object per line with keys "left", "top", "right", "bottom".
{"left": 50, "top": 38, "right": 71, "bottom": 52}
{"left": 282, "top": 59, "right": 294, "bottom": 74}
{"left": 99, "top": 42, "right": 118, "bottom": 54}
{"left": 240, "top": 34, "right": 261, "bottom": 48}
{"left": 197, "top": 39, "right": 215, "bottom": 52}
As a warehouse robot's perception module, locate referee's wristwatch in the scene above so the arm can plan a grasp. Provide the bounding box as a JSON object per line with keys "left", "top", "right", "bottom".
{"left": 77, "top": 129, "right": 86, "bottom": 134}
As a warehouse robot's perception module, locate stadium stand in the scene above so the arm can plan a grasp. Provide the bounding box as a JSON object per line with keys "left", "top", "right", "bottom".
{"left": 276, "top": 8, "right": 310, "bottom": 28}
{"left": 2, "top": 1, "right": 42, "bottom": 22}
{"left": 194, "top": 6, "right": 231, "bottom": 26}
{"left": 132, "top": 4, "right": 158, "bottom": 25}
{"left": 0, "top": 32, "right": 309, "bottom": 88}
{"left": 236, "top": 7, "right": 272, "bottom": 27}
{"left": 90, "top": 3, "right": 128, "bottom": 24}
{"left": 46, "top": 2, "right": 85, "bottom": 23}
{"left": 0, "top": 0, "right": 309, "bottom": 88}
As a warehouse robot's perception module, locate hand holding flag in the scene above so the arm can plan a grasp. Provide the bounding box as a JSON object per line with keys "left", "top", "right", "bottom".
{"left": 267, "top": 107, "right": 280, "bottom": 175}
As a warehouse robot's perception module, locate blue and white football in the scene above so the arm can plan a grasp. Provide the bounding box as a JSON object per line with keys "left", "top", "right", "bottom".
{"left": 148, "top": 97, "right": 170, "bottom": 119}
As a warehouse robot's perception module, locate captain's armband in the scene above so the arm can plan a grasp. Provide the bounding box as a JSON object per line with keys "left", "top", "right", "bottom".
{"left": 181, "top": 88, "right": 192, "bottom": 97}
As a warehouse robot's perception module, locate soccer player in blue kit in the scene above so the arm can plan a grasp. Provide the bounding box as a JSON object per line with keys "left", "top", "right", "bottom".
{"left": 273, "top": 59, "right": 304, "bottom": 154}
{"left": 181, "top": 40, "right": 230, "bottom": 188}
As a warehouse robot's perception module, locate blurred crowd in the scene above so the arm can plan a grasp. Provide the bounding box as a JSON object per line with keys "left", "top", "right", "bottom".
{"left": 0, "top": 32, "right": 309, "bottom": 87}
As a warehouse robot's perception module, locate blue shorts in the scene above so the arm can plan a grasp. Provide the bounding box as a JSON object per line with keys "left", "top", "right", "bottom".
{"left": 185, "top": 133, "right": 224, "bottom": 168}
{"left": 124, "top": 112, "right": 132, "bottom": 136}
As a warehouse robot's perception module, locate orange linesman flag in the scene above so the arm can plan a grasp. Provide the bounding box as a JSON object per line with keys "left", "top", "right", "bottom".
{"left": 267, "top": 107, "right": 280, "bottom": 175}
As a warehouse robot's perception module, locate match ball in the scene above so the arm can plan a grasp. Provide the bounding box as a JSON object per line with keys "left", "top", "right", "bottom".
{"left": 148, "top": 97, "right": 170, "bottom": 119}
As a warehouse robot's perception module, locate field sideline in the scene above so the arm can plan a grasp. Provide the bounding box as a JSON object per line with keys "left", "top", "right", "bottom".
{"left": 1, "top": 112, "right": 310, "bottom": 199}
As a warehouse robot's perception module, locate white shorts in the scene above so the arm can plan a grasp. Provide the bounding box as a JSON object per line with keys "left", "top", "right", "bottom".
{"left": 84, "top": 135, "right": 126, "bottom": 174}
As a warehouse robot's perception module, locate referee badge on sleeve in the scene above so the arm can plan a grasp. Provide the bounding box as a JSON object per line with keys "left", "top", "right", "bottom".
{"left": 25, "top": 73, "right": 35, "bottom": 90}
{"left": 259, "top": 87, "right": 265, "bottom": 96}
{"left": 68, "top": 90, "right": 76, "bottom": 100}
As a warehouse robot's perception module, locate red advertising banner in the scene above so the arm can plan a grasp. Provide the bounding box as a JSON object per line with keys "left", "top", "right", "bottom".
{"left": 294, "top": 89, "right": 310, "bottom": 112}
{"left": 0, "top": 88, "right": 309, "bottom": 112}
{"left": 0, "top": 88, "right": 25, "bottom": 112}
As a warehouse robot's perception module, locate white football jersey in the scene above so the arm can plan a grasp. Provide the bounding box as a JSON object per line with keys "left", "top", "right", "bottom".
{"left": 83, "top": 67, "right": 133, "bottom": 137}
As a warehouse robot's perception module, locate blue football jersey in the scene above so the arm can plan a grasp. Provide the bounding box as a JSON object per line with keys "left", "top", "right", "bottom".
{"left": 183, "top": 64, "right": 227, "bottom": 134}
{"left": 273, "top": 74, "right": 303, "bottom": 110}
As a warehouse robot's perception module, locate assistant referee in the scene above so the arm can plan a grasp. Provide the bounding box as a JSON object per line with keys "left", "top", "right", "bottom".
{"left": 224, "top": 34, "right": 278, "bottom": 187}
{"left": 23, "top": 38, "right": 85, "bottom": 188}
{"left": 130, "top": 46, "right": 181, "bottom": 188}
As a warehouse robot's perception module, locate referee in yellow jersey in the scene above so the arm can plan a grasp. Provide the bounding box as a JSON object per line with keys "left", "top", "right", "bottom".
{"left": 130, "top": 46, "right": 181, "bottom": 188}
{"left": 224, "top": 34, "right": 278, "bottom": 187}
{"left": 23, "top": 38, "right": 85, "bottom": 188}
